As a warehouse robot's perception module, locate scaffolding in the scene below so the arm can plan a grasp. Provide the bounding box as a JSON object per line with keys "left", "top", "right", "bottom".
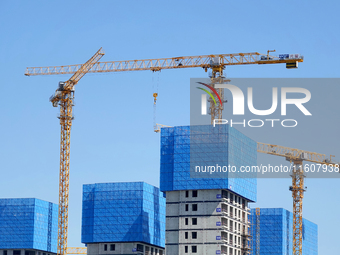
{"left": 81, "top": 182, "right": 166, "bottom": 248}
{"left": 250, "top": 208, "right": 318, "bottom": 255}
{"left": 160, "top": 125, "right": 257, "bottom": 202}
{"left": 0, "top": 198, "right": 58, "bottom": 252}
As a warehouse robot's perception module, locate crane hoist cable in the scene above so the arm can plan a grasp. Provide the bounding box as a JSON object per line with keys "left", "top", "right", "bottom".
{"left": 152, "top": 71, "right": 160, "bottom": 131}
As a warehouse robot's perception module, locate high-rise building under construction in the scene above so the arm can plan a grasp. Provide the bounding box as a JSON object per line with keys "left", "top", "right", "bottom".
{"left": 81, "top": 182, "right": 166, "bottom": 255}
{"left": 250, "top": 208, "right": 317, "bottom": 255}
{"left": 160, "top": 125, "right": 257, "bottom": 255}
{"left": 0, "top": 198, "right": 58, "bottom": 255}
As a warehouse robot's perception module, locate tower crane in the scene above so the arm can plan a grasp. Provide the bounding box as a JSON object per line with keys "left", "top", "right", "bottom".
{"left": 257, "top": 142, "right": 338, "bottom": 255}
{"left": 25, "top": 49, "right": 303, "bottom": 255}
{"left": 26, "top": 51, "right": 303, "bottom": 125}
{"left": 36, "top": 48, "right": 104, "bottom": 255}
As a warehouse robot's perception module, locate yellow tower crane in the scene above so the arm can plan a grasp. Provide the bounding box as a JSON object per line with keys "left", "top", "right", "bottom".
{"left": 25, "top": 49, "right": 303, "bottom": 255}
{"left": 26, "top": 50, "right": 303, "bottom": 125}
{"left": 36, "top": 48, "right": 104, "bottom": 255}
{"left": 257, "top": 142, "right": 338, "bottom": 255}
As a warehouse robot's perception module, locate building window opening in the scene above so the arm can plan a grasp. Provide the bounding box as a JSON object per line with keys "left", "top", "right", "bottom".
{"left": 192, "top": 246, "right": 197, "bottom": 253}
{"left": 110, "top": 244, "right": 116, "bottom": 251}
{"left": 192, "top": 218, "right": 197, "bottom": 225}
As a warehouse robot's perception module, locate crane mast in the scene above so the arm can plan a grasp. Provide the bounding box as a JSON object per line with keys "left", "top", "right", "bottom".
{"left": 255, "top": 208, "right": 260, "bottom": 255}
{"left": 209, "top": 64, "right": 227, "bottom": 123}
{"left": 291, "top": 159, "right": 305, "bottom": 255}
{"left": 57, "top": 91, "right": 73, "bottom": 255}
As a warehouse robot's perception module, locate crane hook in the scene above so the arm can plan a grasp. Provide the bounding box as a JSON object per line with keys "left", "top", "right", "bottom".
{"left": 153, "top": 93, "right": 158, "bottom": 105}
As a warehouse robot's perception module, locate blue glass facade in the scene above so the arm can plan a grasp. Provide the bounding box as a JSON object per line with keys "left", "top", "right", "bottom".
{"left": 0, "top": 198, "right": 58, "bottom": 252}
{"left": 81, "top": 182, "right": 166, "bottom": 248}
{"left": 160, "top": 125, "right": 257, "bottom": 201}
{"left": 250, "top": 208, "right": 318, "bottom": 255}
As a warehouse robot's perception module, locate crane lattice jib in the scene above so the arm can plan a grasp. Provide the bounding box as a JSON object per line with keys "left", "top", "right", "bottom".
{"left": 64, "top": 47, "right": 105, "bottom": 89}
{"left": 66, "top": 247, "right": 87, "bottom": 254}
{"left": 24, "top": 52, "right": 303, "bottom": 76}
{"left": 256, "top": 142, "right": 336, "bottom": 165}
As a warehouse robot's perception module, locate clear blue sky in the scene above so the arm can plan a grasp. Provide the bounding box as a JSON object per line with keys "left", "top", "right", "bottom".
{"left": 0, "top": 0, "right": 339, "bottom": 253}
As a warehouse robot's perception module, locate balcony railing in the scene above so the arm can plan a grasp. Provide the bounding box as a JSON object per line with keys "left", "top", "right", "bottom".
{"left": 222, "top": 237, "right": 228, "bottom": 242}
{"left": 222, "top": 223, "right": 228, "bottom": 228}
